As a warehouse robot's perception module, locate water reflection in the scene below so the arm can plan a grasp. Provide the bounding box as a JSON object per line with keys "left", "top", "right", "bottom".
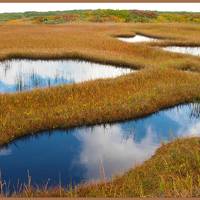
{"left": 0, "top": 59, "right": 133, "bottom": 93}
{"left": 118, "top": 35, "right": 158, "bottom": 43}
{"left": 77, "top": 125, "right": 157, "bottom": 180}
{"left": 163, "top": 46, "right": 200, "bottom": 56}
{"left": 0, "top": 148, "right": 12, "bottom": 156}
{"left": 0, "top": 103, "right": 200, "bottom": 190}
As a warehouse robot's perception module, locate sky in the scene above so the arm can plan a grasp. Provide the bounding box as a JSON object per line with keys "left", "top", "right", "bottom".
{"left": 0, "top": 3, "right": 199, "bottom": 13}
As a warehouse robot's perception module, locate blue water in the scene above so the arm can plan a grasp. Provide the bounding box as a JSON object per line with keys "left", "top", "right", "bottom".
{"left": 0, "top": 59, "right": 133, "bottom": 93}
{"left": 0, "top": 103, "right": 199, "bottom": 192}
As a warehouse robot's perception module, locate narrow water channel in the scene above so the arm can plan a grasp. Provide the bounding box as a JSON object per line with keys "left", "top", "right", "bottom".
{"left": 0, "top": 59, "right": 133, "bottom": 93}
{"left": 0, "top": 103, "right": 200, "bottom": 191}
{"left": 163, "top": 46, "right": 200, "bottom": 56}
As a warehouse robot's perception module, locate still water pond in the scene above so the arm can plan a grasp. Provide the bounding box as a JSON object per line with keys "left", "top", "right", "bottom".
{"left": 0, "top": 103, "right": 200, "bottom": 190}
{"left": 163, "top": 46, "right": 200, "bottom": 56}
{"left": 118, "top": 35, "right": 158, "bottom": 43}
{"left": 118, "top": 35, "right": 200, "bottom": 57}
{"left": 0, "top": 59, "right": 132, "bottom": 93}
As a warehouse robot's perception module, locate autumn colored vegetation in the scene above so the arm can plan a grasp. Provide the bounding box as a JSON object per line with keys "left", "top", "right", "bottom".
{"left": 0, "top": 23, "right": 200, "bottom": 144}
{"left": 1, "top": 9, "right": 200, "bottom": 24}
{"left": 0, "top": 21, "right": 200, "bottom": 197}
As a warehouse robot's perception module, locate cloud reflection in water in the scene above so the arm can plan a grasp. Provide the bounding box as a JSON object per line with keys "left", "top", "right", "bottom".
{"left": 76, "top": 125, "right": 158, "bottom": 180}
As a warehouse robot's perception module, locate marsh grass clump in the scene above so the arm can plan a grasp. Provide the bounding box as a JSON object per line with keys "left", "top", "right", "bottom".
{"left": 1, "top": 68, "right": 200, "bottom": 145}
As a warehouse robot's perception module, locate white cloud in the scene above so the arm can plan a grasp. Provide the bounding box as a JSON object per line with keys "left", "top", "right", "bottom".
{"left": 0, "top": 59, "right": 132, "bottom": 93}
{"left": 75, "top": 125, "right": 158, "bottom": 180}
{"left": 164, "top": 104, "right": 200, "bottom": 137}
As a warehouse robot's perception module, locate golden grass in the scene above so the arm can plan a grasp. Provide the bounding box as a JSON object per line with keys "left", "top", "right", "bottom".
{"left": 0, "top": 22, "right": 200, "bottom": 197}
{"left": 72, "top": 137, "right": 200, "bottom": 197}
{"left": 1, "top": 23, "right": 200, "bottom": 145}
{"left": 0, "top": 23, "right": 200, "bottom": 71}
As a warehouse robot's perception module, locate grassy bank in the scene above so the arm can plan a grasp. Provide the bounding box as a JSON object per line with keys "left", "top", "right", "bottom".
{"left": 1, "top": 68, "right": 200, "bottom": 146}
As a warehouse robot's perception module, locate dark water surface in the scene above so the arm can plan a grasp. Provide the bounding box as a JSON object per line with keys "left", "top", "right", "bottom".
{"left": 0, "top": 59, "right": 133, "bottom": 93}
{"left": 0, "top": 103, "right": 200, "bottom": 191}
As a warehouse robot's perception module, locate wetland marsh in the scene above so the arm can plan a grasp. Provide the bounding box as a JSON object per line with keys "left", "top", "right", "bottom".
{"left": 0, "top": 19, "right": 200, "bottom": 197}
{"left": 0, "top": 103, "right": 200, "bottom": 191}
